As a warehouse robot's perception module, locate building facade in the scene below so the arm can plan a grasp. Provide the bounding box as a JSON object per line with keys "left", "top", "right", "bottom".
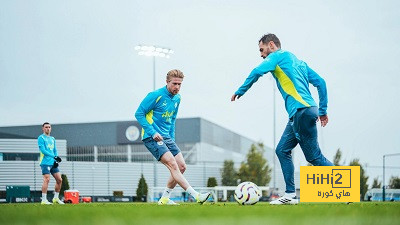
{"left": 1, "top": 118, "right": 289, "bottom": 199}
{"left": 0, "top": 118, "right": 256, "bottom": 164}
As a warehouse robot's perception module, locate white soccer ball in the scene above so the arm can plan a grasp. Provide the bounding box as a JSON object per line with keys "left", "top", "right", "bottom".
{"left": 234, "top": 181, "right": 262, "bottom": 205}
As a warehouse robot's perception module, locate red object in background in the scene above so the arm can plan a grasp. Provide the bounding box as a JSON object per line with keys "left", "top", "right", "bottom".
{"left": 82, "top": 197, "right": 92, "bottom": 203}
{"left": 64, "top": 190, "right": 79, "bottom": 204}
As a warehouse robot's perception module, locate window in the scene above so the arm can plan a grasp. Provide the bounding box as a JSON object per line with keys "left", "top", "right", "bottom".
{"left": 2, "top": 153, "right": 39, "bottom": 161}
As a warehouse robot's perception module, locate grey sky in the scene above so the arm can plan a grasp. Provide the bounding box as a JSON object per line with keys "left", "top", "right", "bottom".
{"left": 1, "top": 0, "right": 399, "bottom": 185}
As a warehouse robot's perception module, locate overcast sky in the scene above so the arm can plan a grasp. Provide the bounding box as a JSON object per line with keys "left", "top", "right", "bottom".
{"left": 1, "top": 0, "right": 399, "bottom": 185}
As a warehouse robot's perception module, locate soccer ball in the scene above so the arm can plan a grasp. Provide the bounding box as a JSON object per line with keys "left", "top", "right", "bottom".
{"left": 234, "top": 181, "right": 262, "bottom": 205}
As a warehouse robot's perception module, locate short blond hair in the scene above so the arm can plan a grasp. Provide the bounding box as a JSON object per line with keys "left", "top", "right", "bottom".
{"left": 166, "top": 69, "right": 184, "bottom": 81}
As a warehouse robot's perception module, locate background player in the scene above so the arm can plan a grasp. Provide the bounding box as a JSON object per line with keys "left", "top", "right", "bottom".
{"left": 38, "top": 122, "right": 64, "bottom": 205}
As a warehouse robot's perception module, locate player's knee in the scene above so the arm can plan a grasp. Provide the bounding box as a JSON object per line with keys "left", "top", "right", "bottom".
{"left": 275, "top": 148, "right": 284, "bottom": 157}
{"left": 307, "top": 156, "right": 332, "bottom": 166}
{"left": 166, "top": 160, "right": 179, "bottom": 171}
{"left": 170, "top": 162, "right": 179, "bottom": 171}
{"left": 306, "top": 156, "right": 320, "bottom": 166}
{"left": 179, "top": 164, "right": 186, "bottom": 173}
{"left": 57, "top": 177, "right": 63, "bottom": 184}
{"left": 43, "top": 177, "right": 50, "bottom": 183}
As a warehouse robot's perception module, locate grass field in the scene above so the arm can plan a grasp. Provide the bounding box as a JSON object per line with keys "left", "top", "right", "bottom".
{"left": 0, "top": 202, "right": 399, "bottom": 225}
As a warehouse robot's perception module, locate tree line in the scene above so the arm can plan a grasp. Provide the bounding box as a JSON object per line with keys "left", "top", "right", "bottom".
{"left": 218, "top": 145, "right": 400, "bottom": 200}
{"left": 58, "top": 144, "right": 399, "bottom": 200}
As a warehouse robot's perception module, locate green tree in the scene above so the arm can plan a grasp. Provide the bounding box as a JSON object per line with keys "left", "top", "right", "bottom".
{"left": 60, "top": 174, "right": 70, "bottom": 197}
{"left": 349, "top": 159, "right": 368, "bottom": 200}
{"left": 237, "top": 143, "right": 271, "bottom": 186}
{"left": 221, "top": 160, "right": 237, "bottom": 186}
{"left": 207, "top": 177, "right": 218, "bottom": 187}
{"left": 371, "top": 177, "right": 381, "bottom": 188}
{"left": 136, "top": 174, "right": 148, "bottom": 202}
{"left": 389, "top": 176, "right": 400, "bottom": 189}
{"left": 333, "top": 148, "right": 342, "bottom": 166}
{"left": 221, "top": 160, "right": 238, "bottom": 201}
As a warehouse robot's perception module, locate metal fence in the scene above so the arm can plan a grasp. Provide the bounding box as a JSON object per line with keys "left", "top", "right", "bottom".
{"left": 66, "top": 144, "right": 197, "bottom": 163}
{"left": 0, "top": 160, "right": 226, "bottom": 197}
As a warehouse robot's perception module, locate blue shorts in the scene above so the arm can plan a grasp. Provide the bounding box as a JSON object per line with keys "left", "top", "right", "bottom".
{"left": 143, "top": 137, "right": 181, "bottom": 161}
{"left": 40, "top": 164, "right": 60, "bottom": 175}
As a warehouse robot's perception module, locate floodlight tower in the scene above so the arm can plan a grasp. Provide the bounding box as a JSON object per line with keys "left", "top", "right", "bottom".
{"left": 134, "top": 45, "right": 174, "bottom": 90}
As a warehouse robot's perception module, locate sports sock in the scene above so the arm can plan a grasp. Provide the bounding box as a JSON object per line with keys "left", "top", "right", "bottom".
{"left": 42, "top": 193, "right": 47, "bottom": 201}
{"left": 185, "top": 186, "right": 199, "bottom": 198}
{"left": 162, "top": 188, "right": 173, "bottom": 198}
{"left": 54, "top": 192, "right": 59, "bottom": 199}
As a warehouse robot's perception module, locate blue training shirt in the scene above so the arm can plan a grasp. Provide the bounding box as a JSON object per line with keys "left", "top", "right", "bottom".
{"left": 235, "top": 49, "right": 328, "bottom": 118}
{"left": 38, "top": 134, "right": 58, "bottom": 166}
{"left": 135, "top": 86, "right": 181, "bottom": 141}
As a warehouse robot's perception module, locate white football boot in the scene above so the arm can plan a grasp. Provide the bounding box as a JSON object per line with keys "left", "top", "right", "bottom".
{"left": 195, "top": 192, "right": 211, "bottom": 204}
{"left": 158, "top": 197, "right": 179, "bottom": 205}
{"left": 52, "top": 198, "right": 65, "bottom": 204}
{"left": 41, "top": 200, "right": 53, "bottom": 205}
{"left": 270, "top": 193, "right": 298, "bottom": 205}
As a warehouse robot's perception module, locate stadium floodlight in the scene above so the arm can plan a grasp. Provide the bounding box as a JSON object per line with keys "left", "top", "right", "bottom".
{"left": 135, "top": 44, "right": 174, "bottom": 188}
{"left": 135, "top": 45, "right": 174, "bottom": 63}
{"left": 135, "top": 44, "right": 174, "bottom": 91}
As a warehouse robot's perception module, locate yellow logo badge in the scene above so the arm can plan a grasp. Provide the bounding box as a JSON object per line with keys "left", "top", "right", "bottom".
{"left": 300, "top": 166, "right": 360, "bottom": 202}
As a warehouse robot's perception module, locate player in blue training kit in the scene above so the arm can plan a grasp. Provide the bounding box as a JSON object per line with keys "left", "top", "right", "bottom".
{"left": 231, "top": 33, "right": 333, "bottom": 205}
{"left": 135, "top": 69, "right": 210, "bottom": 205}
{"left": 38, "top": 122, "right": 64, "bottom": 205}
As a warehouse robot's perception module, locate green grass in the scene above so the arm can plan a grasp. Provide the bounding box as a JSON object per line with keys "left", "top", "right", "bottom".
{"left": 0, "top": 202, "right": 399, "bottom": 225}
